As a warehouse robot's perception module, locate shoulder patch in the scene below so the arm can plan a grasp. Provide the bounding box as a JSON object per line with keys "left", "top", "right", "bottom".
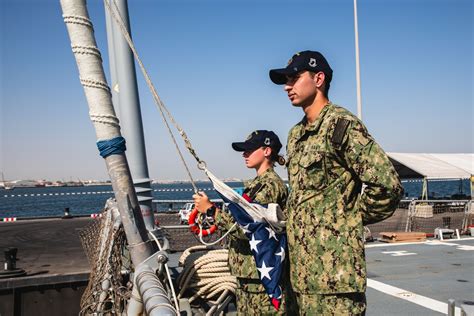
{"left": 332, "top": 118, "right": 350, "bottom": 147}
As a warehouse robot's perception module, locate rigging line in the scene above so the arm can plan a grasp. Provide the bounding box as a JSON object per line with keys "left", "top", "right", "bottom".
{"left": 105, "top": 3, "right": 255, "bottom": 248}
{"left": 104, "top": 0, "right": 202, "bottom": 192}
{"left": 149, "top": 232, "right": 180, "bottom": 313}
{"left": 198, "top": 222, "right": 238, "bottom": 246}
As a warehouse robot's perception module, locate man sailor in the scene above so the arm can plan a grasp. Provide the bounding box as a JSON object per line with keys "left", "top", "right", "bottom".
{"left": 269, "top": 50, "right": 403, "bottom": 315}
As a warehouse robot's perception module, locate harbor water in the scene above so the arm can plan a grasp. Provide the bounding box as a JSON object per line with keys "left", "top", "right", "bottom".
{"left": 0, "top": 182, "right": 243, "bottom": 218}
{"left": 0, "top": 180, "right": 470, "bottom": 218}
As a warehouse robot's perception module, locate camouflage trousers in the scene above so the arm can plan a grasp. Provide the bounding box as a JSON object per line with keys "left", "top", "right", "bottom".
{"left": 292, "top": 292, "right": 366, "bottom": 316}
{"left": 235, "top": 278, "right": 287, "bottom": 316}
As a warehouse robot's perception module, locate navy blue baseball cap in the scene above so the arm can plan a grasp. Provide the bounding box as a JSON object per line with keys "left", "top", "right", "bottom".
{"left": 269, "top": 50, "right": 333, "bottom": 85}
{"left": 232, "top": 130, "right": 282, "bottom": 153}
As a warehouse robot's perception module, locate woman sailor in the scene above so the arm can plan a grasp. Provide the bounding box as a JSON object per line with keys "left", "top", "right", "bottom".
{"left": 193, "top": 130, "right": 290, "bottom": 315}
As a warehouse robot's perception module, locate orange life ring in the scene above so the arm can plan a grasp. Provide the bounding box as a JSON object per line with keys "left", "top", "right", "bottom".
{"left": 188, "top": 208, "right": 217, "bottom": 236}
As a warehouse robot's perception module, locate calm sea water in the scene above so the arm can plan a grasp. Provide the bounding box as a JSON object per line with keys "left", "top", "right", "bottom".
{"left": 0, "top": 182, "right": 242, "bottom": 218}
{"left": 0, "top": 180, "right": 470, "bottom": 218}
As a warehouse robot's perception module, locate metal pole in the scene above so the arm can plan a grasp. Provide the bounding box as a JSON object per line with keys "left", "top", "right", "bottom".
{"left": 106, "top": 0, "right": 155, "bottom": 231}
{"left": 135, "top": 265, "right": 177, "bottom": 315}
{"left": 353, "top": 0, "right": 363, "bottom": 120}
{"left": 60, "top": 0, "right": 153, "bottom": 265}
{"left": 104, "top": 3, "right": 120, "bottom": 118}
{"left": 471, "top": 175, "right": 473, "bottom": 200}
{"left": 422, "top": 178, "right": 428, "bottom": 200}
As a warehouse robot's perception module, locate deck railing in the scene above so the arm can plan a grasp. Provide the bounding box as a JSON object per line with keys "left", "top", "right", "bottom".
{"left": 155, "top": 199, "right": 474, "bottom": 251}
{"left": 367, "top": 199, "right": 472, "bottom": 238}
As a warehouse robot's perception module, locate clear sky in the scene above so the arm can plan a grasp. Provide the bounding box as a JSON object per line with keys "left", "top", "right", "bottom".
{"left": 0, "top": 0, "right": 472, "bottom": 182}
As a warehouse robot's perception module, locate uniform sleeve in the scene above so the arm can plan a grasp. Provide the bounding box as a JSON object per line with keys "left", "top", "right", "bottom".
{"left": 216, "top": 209, "right": 239, "bottom": 233}
{"left": 215, "top": 204, "right": 247, "bottom": 240}
{"left": 340, "top": 119, "right": 404, "bottom": 225}
{"left": 253, "top": 179, "right": 288, "bottom": 221}
{"left": 253, "top": 181, "right": 278, "bottom": 205}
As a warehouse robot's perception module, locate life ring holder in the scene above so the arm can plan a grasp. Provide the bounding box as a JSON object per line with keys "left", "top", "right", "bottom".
{"left": 188, "top": 208, "right": 217, "bottom": 236}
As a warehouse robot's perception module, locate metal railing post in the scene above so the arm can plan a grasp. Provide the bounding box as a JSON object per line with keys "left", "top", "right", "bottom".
{"left": 447, "top": 298, "right": 455, "bottom": 316}
{"left": 405, "top": 199, "right": 416, "bottom": 232}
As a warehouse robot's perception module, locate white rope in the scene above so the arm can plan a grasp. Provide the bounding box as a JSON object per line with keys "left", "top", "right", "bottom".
{"left": 72, "top": 45, "right": 102, "bottom": 59}
{"left": 63, "top": 14, "right": 93, "bottom": 28}
{"left": 198, "top": 221, "right": 237, "bottom": 246}
{"left": 89, "top": 112, "right": 120, "bottom": 128}
{"left": 177, "top": 246, "right": 236, "bottom": 305}
{"left": 80, "top": 78, "right": 111, "bottom": 93}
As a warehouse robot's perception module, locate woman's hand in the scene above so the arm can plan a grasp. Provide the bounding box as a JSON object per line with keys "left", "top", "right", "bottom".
{"left": 192, "top": 191, "right": 213, "bottom": 213}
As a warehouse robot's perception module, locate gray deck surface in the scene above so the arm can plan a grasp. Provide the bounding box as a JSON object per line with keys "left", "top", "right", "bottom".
{"left": 0, "top": 217, "right": 91, "bottom": 277}
{"left": 1, "top": 218, "right": 473, "bottom": 315}
{"left": 366, "top": 238, "right": 474, "bottom": 315}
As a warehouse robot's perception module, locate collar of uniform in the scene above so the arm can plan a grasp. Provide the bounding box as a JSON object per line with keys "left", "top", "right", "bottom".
{"left": 255, "top": 167, "right": 274, "bottom": 181}
{"left": 245, "top": 168, "right": 274, "bottom": 196}
{"left": 246, "top": 167, "right": 273, "bottom": 183}
{"left": 293, "top": 102, "right": 333, "bottom": 141}
{"left": 304, "top": 102, "right": 332, "bottom": 132}
{"left": 292, "top": 118, "right": 306, "bottom": 141}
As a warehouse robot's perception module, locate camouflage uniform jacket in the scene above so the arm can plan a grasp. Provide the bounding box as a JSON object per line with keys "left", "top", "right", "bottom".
{"left": 286, "top": 102, "right": 403, "bottom": 294}
{"left": 216, "top": 168, "right": 288, "bottom": 279}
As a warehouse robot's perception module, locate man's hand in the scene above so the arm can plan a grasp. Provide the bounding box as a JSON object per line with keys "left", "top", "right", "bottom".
{"left": 192, "top": 191, "right": 213, "bottom": 213}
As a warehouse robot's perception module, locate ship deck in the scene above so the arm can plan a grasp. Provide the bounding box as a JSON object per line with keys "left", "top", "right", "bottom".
{"left": 365, "top": 238, "right": 474, "bottom": 315}
{"left": 0, "top": 217, "right": 473, "bottom": 315}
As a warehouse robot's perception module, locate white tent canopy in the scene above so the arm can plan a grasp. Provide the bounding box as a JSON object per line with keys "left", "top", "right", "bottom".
{"left": 387, "top": 153, "right": 474, "bottom": 180}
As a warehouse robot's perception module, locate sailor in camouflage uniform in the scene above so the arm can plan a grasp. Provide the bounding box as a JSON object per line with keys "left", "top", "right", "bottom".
{"left": 269, "top": 51, "right": 403, "bottom": 315}
{"left": 194, "top": 130, "right": 289, "bottom": 315}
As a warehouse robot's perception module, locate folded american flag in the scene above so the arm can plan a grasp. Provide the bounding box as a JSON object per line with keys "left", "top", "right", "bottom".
{"left": 205, "top": 169, "right": 287, "bottom": 310}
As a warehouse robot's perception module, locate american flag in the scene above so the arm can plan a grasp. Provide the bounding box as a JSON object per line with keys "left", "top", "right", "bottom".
{"left": 206, "top": 170, "right": 287, "bottom": 310}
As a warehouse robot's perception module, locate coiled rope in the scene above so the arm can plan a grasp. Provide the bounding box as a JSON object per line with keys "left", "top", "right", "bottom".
{"left": 177, "top": 246, "right": 237, "bottom": 305}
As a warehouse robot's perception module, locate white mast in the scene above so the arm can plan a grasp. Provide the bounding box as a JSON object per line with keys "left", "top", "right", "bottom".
{"left": 353, "top": 0, "right": 363, "bottom": 120}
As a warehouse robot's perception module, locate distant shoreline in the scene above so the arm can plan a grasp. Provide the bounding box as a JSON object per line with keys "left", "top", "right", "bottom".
{"left": 1, "top": 178, "right": 247, "bottom": 189}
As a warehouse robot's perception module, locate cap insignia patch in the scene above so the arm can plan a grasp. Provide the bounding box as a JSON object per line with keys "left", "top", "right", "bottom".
{"left": 247, "top": 131, "right": 256, "bottom": 141}
{"left": 309, "top": 58, "right": 317, "bottom": 67}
